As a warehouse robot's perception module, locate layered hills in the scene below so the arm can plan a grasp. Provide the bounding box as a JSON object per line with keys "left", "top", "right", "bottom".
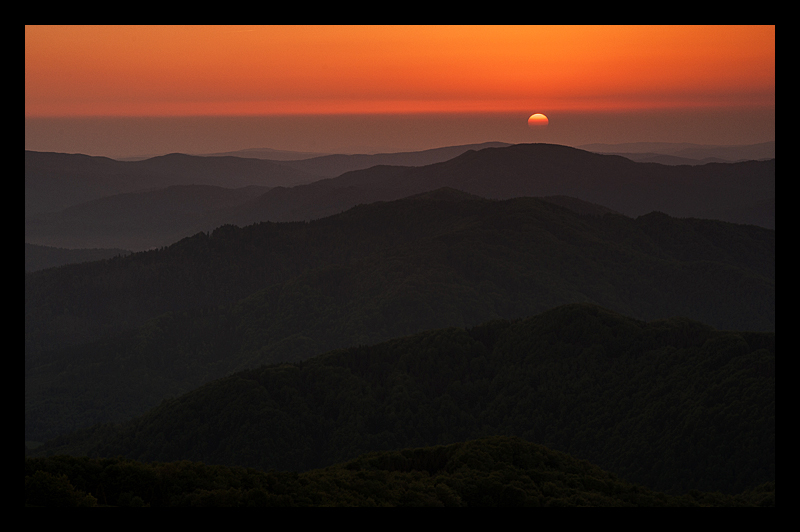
{"left": 25, "top": 151, "right": 316, "bottom": 215}
{"left": 25, "top": 143, "right": 774, "bottom": 252}
{"left": 271, "top": 141, "right": 512, "bottom": 178}
{"left": 26, "top": 191, "right": 774, "bottom": 446}
{"left": 24, "top": 141, "right": 775, "bottom": 505}
{"left": 205, "top": 141, "right": 512, "bottom": 176}
{"left": 25, "top": 142, "right": 507, "bottom": 216}
{"left": 33, "top": 303, "right": 775, "bottom": 496}
{"left": 227, "top": 143, "right": 774, "bottom": 230}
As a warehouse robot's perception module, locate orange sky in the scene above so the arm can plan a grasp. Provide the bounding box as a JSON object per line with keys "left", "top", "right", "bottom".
{"left": 25, "top": 25, "right": 775, "bottom": 117}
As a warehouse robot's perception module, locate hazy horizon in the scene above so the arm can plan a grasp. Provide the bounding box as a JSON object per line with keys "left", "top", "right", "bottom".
{"left": 25, "top": 108, "right": 775, "bottom": 160}
{"left": 26, "top": 26, "right": 774, "bottom": 160}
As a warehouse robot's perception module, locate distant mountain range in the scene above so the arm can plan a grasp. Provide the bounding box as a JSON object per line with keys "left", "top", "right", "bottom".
{"left": 201, "top": 142, "right": 511, "bottom": 176}
{"left": 25, "top": 143, "right": 775, "bottom": 252}
{"left": 25, "top": 151, "right": 317, "bottom": 215}
{"left": 208, "top": 140, "right": 774, "bottom": 168}
{"left": 263, "top": 141, "right": 512, "bottom": 178}
{"left": 199, "top": 146, "right": 332, "bottom": 161}
{"left": 579, "top": 141, "right": 774, "bottom": 165}
{"left": 206, "top": 140, "right": 774, "bottom": 168}
{"left": 26, "top": 142, "right": 513, "bottom": 218}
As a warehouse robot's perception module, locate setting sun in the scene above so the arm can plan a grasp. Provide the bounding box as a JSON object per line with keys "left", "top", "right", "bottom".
{"left": 528, "top": 113, "right": 549, "bottom": 127}
{"left": 25, "top": 25, "right": 775, "bottom": 156}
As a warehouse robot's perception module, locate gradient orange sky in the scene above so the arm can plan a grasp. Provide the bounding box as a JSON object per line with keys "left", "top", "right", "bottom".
{"left": 25, "top": 25, "right": 775, "bottom": 156}
{"left": 26, "top": 25, "right": 774, "bottom": 116}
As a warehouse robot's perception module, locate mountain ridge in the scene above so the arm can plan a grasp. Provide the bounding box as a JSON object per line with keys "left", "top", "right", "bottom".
{"left": 26, "top": 143, "right": 774, "bottom": 251}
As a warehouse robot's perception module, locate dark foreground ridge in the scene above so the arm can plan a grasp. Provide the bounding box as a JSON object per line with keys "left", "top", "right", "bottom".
{"left": 32, "top": 303, "right": 775, "bottom": 497}
{"left": 25, "top": 436, "right": 775, "bottom": 506}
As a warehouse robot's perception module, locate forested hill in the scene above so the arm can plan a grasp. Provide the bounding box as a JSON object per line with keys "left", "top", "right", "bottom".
{"left": 26, "top": 191, "right": 774, "bottom": 444}
{"left": 34, "top": 304, "right": 775, "bottom": 496}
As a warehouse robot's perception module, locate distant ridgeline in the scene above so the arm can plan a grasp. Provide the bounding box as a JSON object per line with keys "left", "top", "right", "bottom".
{"left": 32, "top": 304, "right": 774, "bottom": 497}
{"left": 25, "top": 143, "right": 774, "bottom": 251}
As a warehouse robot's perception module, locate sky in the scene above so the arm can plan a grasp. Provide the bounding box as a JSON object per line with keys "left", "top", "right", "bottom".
{"left": 25, "top": 25, "right": 775, "bottom": 158}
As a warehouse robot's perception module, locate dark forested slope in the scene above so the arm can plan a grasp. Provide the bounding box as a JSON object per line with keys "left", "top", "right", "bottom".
{"left": 25, "top": 192, "right": 774, "bottom": 443}
{"left": 26, "top": 436, "right": 775, "bottom": 506}
{"left": 34, "top": 304, "right": 774, "bottom": 496}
